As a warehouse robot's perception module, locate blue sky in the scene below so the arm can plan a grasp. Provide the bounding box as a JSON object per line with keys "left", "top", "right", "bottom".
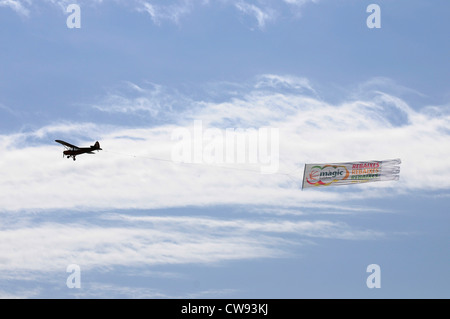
{"left": 0, "top": 0, "right": 449, "bottom": 298}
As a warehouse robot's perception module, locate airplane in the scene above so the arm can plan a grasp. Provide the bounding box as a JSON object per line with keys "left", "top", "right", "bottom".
{"left": 55, "top": 140, "right": 102, "bottom": 161}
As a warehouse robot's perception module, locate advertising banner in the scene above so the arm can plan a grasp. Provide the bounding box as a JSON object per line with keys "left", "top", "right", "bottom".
{"left": 302, "top": 159, "right": 401, "bottom": 189}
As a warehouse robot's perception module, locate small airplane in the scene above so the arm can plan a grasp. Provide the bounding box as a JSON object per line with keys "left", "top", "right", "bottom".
{"left": 55, "top": 140, "right": 102, "bottom": 161}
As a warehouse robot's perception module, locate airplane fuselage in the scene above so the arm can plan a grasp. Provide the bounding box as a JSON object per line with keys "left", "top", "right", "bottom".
{"left": 63, "top": 147, "right": 96, "bottom": 156}
{"left": 56, "top": 140, "right": 102, "bottom": 161}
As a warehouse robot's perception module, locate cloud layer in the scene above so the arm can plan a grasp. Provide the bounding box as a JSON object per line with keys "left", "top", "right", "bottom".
{"left": 0, "top": 212, "right": 381, "bottom": 274}
{"left": 1, "top": 75, "right": 449, "bottom": 211}
{"left": 0, "top": 75, "right": 448, "bottom": 297}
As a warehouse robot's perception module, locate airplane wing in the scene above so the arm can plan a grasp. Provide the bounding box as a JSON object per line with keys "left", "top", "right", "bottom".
{"left": 55, "top": 140, "right": 80, "bottom": 150}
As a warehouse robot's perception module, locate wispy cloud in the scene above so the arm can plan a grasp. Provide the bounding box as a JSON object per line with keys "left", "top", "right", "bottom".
{"left": 254, "top": 74, "right": 318, "bottom": 95}
{"left": 283, "top": 0, "right": 320, "bottom": 7}
{"left": 234, "top": 1, "right": 276, "bottom": 29}
{"left": 0, "top": 0, "right": 30, "bottom": 16}
{"left": 4, "top": 208, "right": 379, "bottom": 297}
{"left": 91, "top": 82, "right": 188, "bottom": 118}
{"left": 136, "top": 0, "right": 201, "bottom": 25}
{"left": 0, "top": 102, "right": 19, "bottom": 116}
{"left": 0, "top": 212, "right": 382, "bottom": 276}
{"left": 1, "top": 0, "right": 319, "bottom": 28}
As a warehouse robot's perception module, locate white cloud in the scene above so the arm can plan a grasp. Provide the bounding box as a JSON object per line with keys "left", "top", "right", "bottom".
{"left": 0, "top": 213, "right": 382, "bottom": 276}
{"left": 0, "top": 75, "right": 449, "bottom": 213}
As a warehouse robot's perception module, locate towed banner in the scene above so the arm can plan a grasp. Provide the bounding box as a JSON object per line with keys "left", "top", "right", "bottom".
{"left": 302, "top": 159, "right": 401, "bottom": 189}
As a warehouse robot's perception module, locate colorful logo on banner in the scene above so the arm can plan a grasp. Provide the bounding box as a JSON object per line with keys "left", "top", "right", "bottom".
{"left": 306, "top": 165, "right": 350, "bottom": 186}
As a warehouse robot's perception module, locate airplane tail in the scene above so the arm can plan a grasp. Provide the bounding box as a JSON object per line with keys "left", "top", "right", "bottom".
{"left": 92, "top": 141, "right": 102, "bottom": 150}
